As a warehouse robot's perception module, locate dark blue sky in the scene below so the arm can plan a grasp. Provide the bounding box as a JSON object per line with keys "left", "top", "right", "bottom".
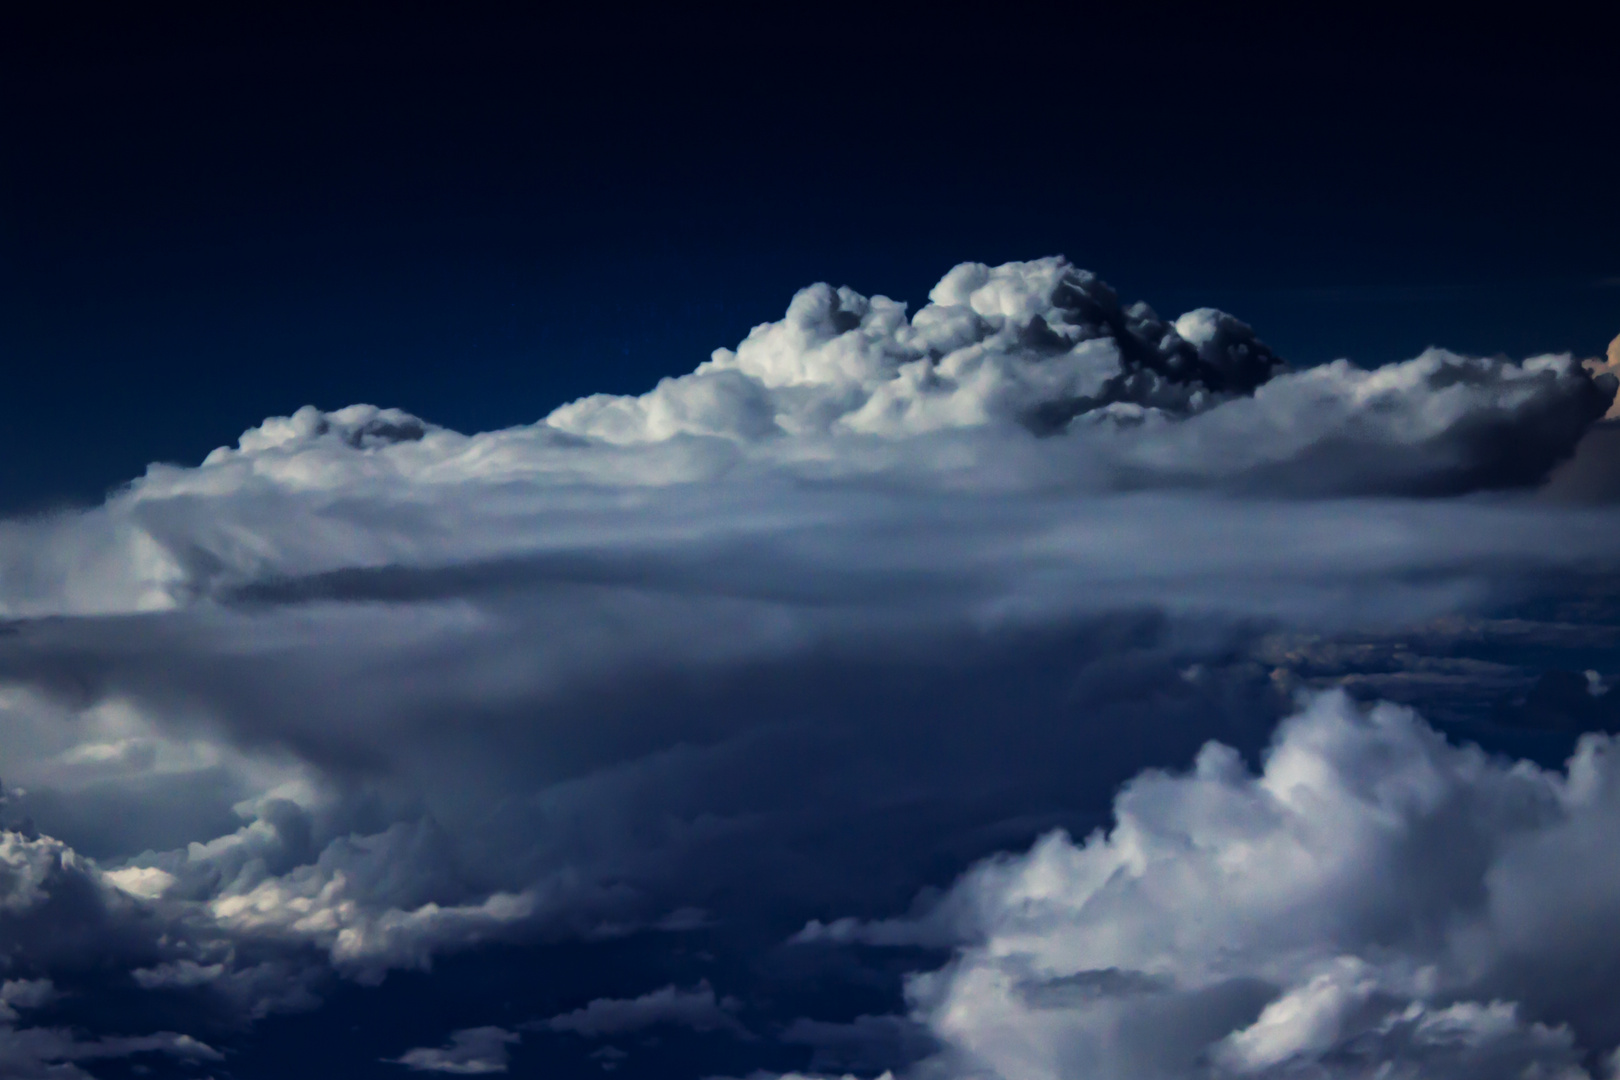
{"left": 3, "top": 6, "right": 1616, "bottom": 512}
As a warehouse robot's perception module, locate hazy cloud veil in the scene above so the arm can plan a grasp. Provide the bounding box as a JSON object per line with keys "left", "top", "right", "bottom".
{"left": 0, "top": 257, "right": 1616, "bottom": 1078}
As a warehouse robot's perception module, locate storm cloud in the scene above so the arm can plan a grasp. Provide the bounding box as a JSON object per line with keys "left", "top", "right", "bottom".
{"left": 0, "top": 259, "right": 1616, "bottom": 1077}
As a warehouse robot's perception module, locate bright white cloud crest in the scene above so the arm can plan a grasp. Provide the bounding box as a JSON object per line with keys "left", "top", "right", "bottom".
{"left": 0, "top": 258, "right": 1615, "bottom": 1076}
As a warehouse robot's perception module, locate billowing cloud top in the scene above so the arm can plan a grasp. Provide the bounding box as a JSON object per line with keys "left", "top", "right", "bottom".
{"left": 140, "top": 257, "right": 1616, "bottom": 501}
{"left": 548, "top": 259, "right": 1286, "bottom": 442}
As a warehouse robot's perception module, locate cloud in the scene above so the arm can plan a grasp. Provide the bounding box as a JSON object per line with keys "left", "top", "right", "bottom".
{"left": 779, "top": 1014, "right": 937, "bottom": 1074}
{"left": 798, "top": 691, "right": 1620, "bottom": 1079}
{"left": 1583, "top": 334, "right": 1620, "bottom": 419}
{"left": 536, "top": 981, "right": 748, "bottom": 1037}
{"left": 0, "top": 1029, "right": 222, "bottom": 1080}
{"left": 0, "top": 257, "right": 1614, "bottom": 1071}
{"left": 0, "top": 260, "right": 1608, "bottom": 628}
{"left": 538, "top": 257, "right": 1610, "bottom": 497}
{"left": 203, "top": 817, "right": 543, "bottom": 982}
{"left": 386, "top": 1026, "right": 520, "bottom": 1074}
{"left": 102, "top": 864, "right": 177, "bottom": 900}
{"left": 103, "top": 260, "right": 1601, "bottom": 509}
{"left": 0, "top": 980, "right": 52, "bottom": 1023}
{"left": 548, "top": 260, "right": 1284, "bottom": 444}
{"left": 1104, "top": 348, "right": 1612, "bottom": 495}
{"left": 129, "top": 958, "right": 226, "bottom": 989}
{"left": 0, "top": 976, "right": 222, "bottom": 1080}
{"left": 0, "top": 826, "right": 177, "bottom": 970}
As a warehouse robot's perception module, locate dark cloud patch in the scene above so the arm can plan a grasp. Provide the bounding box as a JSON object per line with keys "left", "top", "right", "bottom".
{"left": 533, "top": 981, "right": 748, "bottom": 1038}
{"left": 1541, "top": 421, "right": 1620, "bottom": 503}
{"left": 1493, "top": 669, "right": 1620, "bottom": 734}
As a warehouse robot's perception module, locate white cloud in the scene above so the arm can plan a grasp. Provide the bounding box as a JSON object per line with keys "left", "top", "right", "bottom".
{"left": 103, "top": 865, "right": 177, "bottom": 900}
{"left": 810, "top": 691, "right": 1620, "bottom": 1079}
{"left": 387, "top": 1026, "right": 519, "bottom": 1074}
{"left": 127, "top": 259, "right": 1607, "bottom": 504}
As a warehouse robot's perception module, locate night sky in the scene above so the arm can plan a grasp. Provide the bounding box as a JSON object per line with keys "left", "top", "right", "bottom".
{"left": 1, "top": 7, "right": 1619, "bottom": 1080}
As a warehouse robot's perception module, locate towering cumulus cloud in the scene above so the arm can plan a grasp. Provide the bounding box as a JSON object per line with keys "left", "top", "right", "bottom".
{"left": 549, "top": 259, "right": 1287, "bottom": 442}
{"left": 0, "top": 258, "right": 1615, "bottom": 1077}
{"left": 545, "top": 257, "right": 1611, "bottom": 496}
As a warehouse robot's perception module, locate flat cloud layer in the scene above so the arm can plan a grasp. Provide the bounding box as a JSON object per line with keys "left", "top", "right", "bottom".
{"left": 0, "top": 258, "right": 1616, "bottom": 1077}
